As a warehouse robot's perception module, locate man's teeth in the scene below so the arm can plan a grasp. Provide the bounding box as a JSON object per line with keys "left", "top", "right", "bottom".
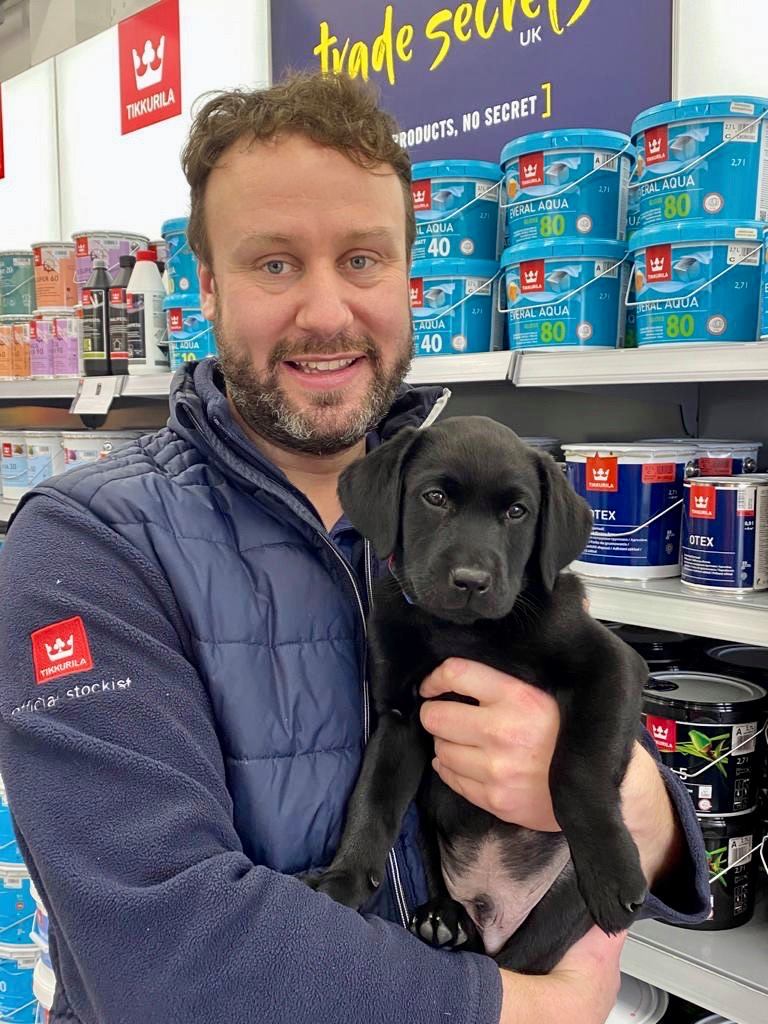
{"left": 292, "top": 358, "right": 357, "bottom": 373}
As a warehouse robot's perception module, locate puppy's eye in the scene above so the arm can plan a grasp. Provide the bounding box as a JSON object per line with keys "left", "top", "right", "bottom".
{"left": 423, "top": 490, "right": 448, "bottom": 508}
{"left": 505, "top": 504, "right": 527, "bottom": 520}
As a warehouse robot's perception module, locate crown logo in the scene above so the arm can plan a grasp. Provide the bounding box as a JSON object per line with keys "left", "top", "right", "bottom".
{"left": 524, "top": 269, "right": 539, "bottom": 285}
{"left": 44, "top": 635, "right": 75, "bottom": 663}
{"left": 523, "top": 163, "right": 537, "bottom": 178}
{"left": 652, "top": 723, "right": 669, "bottom": 740}
{"left": 694, "top": 495, "right": 711, "bottom": 510}
{"left": 650, "top": 256, "right": 666, "bottom": 273}
{"left": 592, "top": 468, "right": 610, "bottom": 481}
{"left": 648, "top": 137, "right": 662, "bottom": 155}
{"left": 413, "top": 188, "right": 427, "bottom": 205}
{"left": 132, "top": 36, "right": 166, "bottom": 91}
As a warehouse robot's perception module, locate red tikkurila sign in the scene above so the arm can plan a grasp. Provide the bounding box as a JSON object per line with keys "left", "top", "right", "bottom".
{"left": 118, "top": 0, "right": 182, "bottom": 136}
{"left": 0, "top": 83, "right": 5, "bottom": 181}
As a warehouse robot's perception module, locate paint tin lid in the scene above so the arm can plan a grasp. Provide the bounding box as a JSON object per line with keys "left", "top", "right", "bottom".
{"left": 604, "top": 975, "right": 668, "bottom": 1024}
{"left": 500, "top": 129, "right": 632, "bottom": 167}
{"left": 30, "top": 241, "right": 75, "bottom": 250}
{"left": 32, "top": 308, "right": 75, "bottom": 316}
{"left": 411, "top": 159, "right": 501, "bottom": 181}
{"left": 501, "top": 238, "right": 627, "bottom": 264}
{"left": 0, "top": 250, "right": 33, "bottom": 258}
{"left": 563, "top": 442, "right": 698, "bottom": 458}
{"left": 629, "top": 219, "right": 764, "bottom": 250}
{"left": 410, "top": 258, "right": 500, "bottom": 280}
{"left": 644, "top": 671, "right": 767, "bottom": 711}
{"left": 0, "top": 942, "right": 37, "bottom": 967}
{"left": 702, "top": 645, "right": 768, "bottom": 686}
{"left": 71, "top": 231, "right": 149, "bottom": 242}
{"left": 161, "top": 217, "right": 190, "bottom": 236}
{"left": 687, "top": 475, "right": 768, "bottom": 487}
{"left": 644, "top": 438, "right": 762, "bottom": 454}
{"left": 632, "top": 95, "right": 768, "bottom": 138}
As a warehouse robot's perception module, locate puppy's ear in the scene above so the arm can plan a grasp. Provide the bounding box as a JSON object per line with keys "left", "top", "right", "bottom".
{"left": 534, "top": 452, "right": 593, "bottom": 590}
{"left": 338, "top": 427, "right": 421, "bottom": 558}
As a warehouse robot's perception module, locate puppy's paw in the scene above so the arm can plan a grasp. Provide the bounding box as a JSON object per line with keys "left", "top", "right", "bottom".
{"left": 576, "top": 856, "right": 648, "bottom": 935}
{"left": 304, "top": 865, "right": 383, "bottom": 911}
{"left": 409, "top": 898, "right": 484, "bottom": 953}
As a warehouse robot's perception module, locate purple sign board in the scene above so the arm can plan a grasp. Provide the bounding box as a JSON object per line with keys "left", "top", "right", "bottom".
{"left": 270, "top": 0, "right": 673, "bottom": 163}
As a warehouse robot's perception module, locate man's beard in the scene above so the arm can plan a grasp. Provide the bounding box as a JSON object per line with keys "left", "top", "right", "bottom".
{"left": 214, "top": 310, "right": 413, "bottom": 456}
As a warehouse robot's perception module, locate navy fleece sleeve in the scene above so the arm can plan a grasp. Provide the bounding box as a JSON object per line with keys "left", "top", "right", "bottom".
{"left": 0, "top": 496, "right": 502, "bottom": 1024}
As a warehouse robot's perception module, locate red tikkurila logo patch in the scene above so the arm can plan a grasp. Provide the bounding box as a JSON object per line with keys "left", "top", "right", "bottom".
{"left": 586, "top": 455, "right": 618, "bottom": 492}
{"left": 646, "top": 715, "right": 676, "bottom": 753}
{"left": 519, "top": 152, "right": 544, "bottom": 188}
{"left": 31, "top": 616, "right": 93, "bottom": 685}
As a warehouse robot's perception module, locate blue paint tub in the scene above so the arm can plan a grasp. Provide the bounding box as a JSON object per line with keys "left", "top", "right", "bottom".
{"left": 761, "top": 227, "right": 768, "bottom": 339}
{"left": 0, "top": 942, "right": 37, "bottom": 1024}
{"left": 163, "top": 295, "right": 217, "bottom": 369}
{"left": 629, "top": 220, "right": 763, "bottom": 345}
{"left": 161, "top": 217, "right": 198, "bottom": 297}
{"left": 564, "top": 443, "right": 698, "bottom": 579}
{"left": 631, "top": 96, "right": 768, "bottom": 229}
{"left": 410, "top": 258, "right": 501, "bottom": 357}
{"left": 28, "top": 883, "right": 48, "bottom": 955}
{"left": 682, "top": 476, "right": 768, "bottom": 592}
{"left": 501, "top": 238, "right": 628, "bottom": 350}
{"left": 0, "top": 779, "right": 22, "bottom": 868}
{"left": 500, "top": 129, "right": 633, "bottom": 246}
{"left": 0, "top": 866, "right": 36, "bottom": 948}
{"left": 411, "top": 160, "right": 502, "bottom": 262}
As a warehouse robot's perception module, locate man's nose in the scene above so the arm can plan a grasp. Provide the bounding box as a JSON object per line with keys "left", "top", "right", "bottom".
{"left": 294, "top": 266, "right": 355, "bottom": 341}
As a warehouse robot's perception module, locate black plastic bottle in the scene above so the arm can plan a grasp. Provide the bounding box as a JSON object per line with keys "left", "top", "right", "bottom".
{"left": 82, "top": 258, "right": 113, "bottom": 376}
{"left": 108, "top": 255, "right": 136, "bottom": 376}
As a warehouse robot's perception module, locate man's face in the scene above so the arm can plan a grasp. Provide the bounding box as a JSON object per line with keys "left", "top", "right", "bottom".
{"left": 199, "top": 134, "right": 413, "bottom": 455}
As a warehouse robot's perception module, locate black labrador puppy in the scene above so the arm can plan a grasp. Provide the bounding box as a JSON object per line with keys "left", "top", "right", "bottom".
{"left": 309, "top": 416, "right": 648, "bottom": 974}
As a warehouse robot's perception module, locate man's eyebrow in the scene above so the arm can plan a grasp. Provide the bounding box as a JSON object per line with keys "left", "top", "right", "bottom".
{"left": 235, "top": 232, "right": 294, "bottom": 249}
{"left": 343, "top": 228, "right": 400, "bottom": 246}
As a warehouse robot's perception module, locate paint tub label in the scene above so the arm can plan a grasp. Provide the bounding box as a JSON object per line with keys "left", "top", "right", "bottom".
{"left": 166, "top": 306, "right": 217, "bottom": 368}
{"left": 0, "top": 253, "right": 36, "bottom": 316}
{"left": 26, "top": 438, "right": 59, "bottom": 488}
{"left": 81, "top": 287, "right": 108, "bottom": 360}
{"left": 0, "top": 871, "right": 36, "bottom": 943}
{"left": 52, "top": 315, "right": 80, "bottom": 377}
{"left": 1, "top": 438, "right": 28, "bottom": 498}
{"left": 697, "top": 818, "right": 758, "bottom": 928}
{"left": 645, "top": 713, "right": 763, "bottom": 813}
{"left": 163, "top": 225, "right": 197, "bottom": 296}
{"left": 412, "top": 177, "right": 501, "bottom": 261}
{"left": 635, "top": 115, "right": 768, "bottom": 229}
{"left": 633, "top": 238, "right": 761, "bottom": 344}
{"left": 0, "top": 948, "right": 36, "bottom": 1021}
{"left": 410, "top": 273, "right": 501, "bottom": 356}
{"left": 33, "top": 245, "right": 77, "bottom": 308}
{"left": 504, "top": 255, "right": 627, "bottom": 349}
{"left": 682, "top": 481, "right": 768, "bottom": 590}
{"left": 29, "top": 318, "right": 55, "bottom": 378}
{"left": 567, "top": 458, "right": 686, "bottom": 572}
{"left": 12, "top": 321, "right": 31, "bottom": 378}
{"left": 504, "top": 149, "right": 630, "bottom": 246}
{"left": 0, "top": 323, "right": 13, "bottom": 378}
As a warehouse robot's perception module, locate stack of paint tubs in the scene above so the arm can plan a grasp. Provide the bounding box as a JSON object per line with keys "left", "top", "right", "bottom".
{"left": 0, "top": 775, "right": 38, "bottom": 1024}
{"left": 0, "top": 251, "right": 36, "bottom": 383}
{"left": 409, "top": 162, "right": 504, "bottom": 358}
{"left": 29, "top": 883, "right": 54, "bottom": 1024}
{"left": 499, "top": 130, "right": 633, "bottom": 350}
{"left": 29, "top": 243, "right": 80, "bottom": 381}
{"left": 161, "top": 218, "right": 217, "bottom": 370}
{"left": 629, "top": 96, "right": 768, "bottom": 346}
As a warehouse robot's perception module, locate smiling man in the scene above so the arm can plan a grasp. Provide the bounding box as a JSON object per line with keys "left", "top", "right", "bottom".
{"left": 0, "top": 74, "right": 708, "bottom": 1024}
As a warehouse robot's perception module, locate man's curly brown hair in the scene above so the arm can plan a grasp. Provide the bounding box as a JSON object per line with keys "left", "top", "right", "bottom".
{"left": 181, "top": 72, "right": 414, "bottom": 268}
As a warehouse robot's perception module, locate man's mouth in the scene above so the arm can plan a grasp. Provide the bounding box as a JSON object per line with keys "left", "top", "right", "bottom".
{"left": 285, "top": 356, "right": 363, "bottom": 374}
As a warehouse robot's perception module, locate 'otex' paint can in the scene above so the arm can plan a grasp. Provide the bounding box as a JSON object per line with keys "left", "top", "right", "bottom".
{"left": 410, "top": 259, "right": 501, "bottom": 357}
{"left": 631, "top": 95, "right": 768, "bottom": 229}
{"left": 411, "top": 160, "right": 502, "bottom": 262}
{"left": 563, "top": 443, "right": 697, "bottom": 579}
{"left": 161, "top": 218, "right": 198, "bottom": 297}
{"left": 163, "top": 295, "right": 217, "bottom": 368}
{"left": 25, "top": 433, "right": 63, "bottom": 490}
{"left": 644, "top": 438, "right": 762, "bottom": 475}
{"left": 629, "top": 220, "right": 763, "bottom": 344}
{"left": 31, "top": 243, "right": 77, "bottom": 309}
{"left": 60, "top": 431, "right": 141, "bottom": 473}
{"left": 0, "top": 864, "right": 36, "bottom": 946}
{"left": 0, "top": 941, "right": 37, "bottom": 1023}
{"left": 72, "top": 231, "right": 148, "bottom": 299}
{"left": 0, "top": 778, "right": 23, "bottom": 867}
{"left": 500, "top": 129, "right": 632, "bottom": 246}
{"left": 501, "top": 239, "right": 628, "bottom": 350}
{"left": 605, "top": 974, "right": 668, "bottom": 1024}
{"left": 682, "top": 476, "right": 768, "bottom": 591}
{"left": 0, "top": 433, "right": 28, "bottom": 501}
{"left": 691, "top": 809, "right": 760, "bottom": 930}
{"left": 643, "top": 671, "right": 767, "bottom": 815}
{"left": 0, "top": 252, "right": 36, "bottom": 317}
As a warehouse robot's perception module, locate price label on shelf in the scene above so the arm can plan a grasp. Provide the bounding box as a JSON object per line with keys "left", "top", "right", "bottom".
{"left": 70, "top": 376, "right": 124, "bottom": 415}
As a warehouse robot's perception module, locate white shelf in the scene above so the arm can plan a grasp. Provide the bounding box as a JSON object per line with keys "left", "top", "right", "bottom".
{"left": 581, "top": 574, "right": 768, "bottom": 646}
{"left": 623, "top": 908, "right": 768, "bottom": 1024}
{"left": 514, "top": 343, "right": 768, "bottom": 387}
{"left": 121, "top": 373, "right": 175, "bottom": 398}
{"left": 406, "top": 352, "right": 513, "bottom": 385}
{"left": 0, "top": 379, "right": 78, "bottom": 400}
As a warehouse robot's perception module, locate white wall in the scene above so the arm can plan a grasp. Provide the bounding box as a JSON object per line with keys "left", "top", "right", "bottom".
{"left": 675, "top": 0, "right": 768, "bottom": 98}
{"left": 0, "top": 59, "right": 60, "bottom": 248}
{"left": 56, "top": 0, "right": 271, "bottom": 242}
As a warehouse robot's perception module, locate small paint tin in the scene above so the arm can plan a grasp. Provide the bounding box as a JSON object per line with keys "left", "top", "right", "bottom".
{"left": 643, "top": 671, "right": 767, "bottom": 815}
{"left": 28, "top": 317, "right": 55, "bottom": 379}
{"left": 0, "top": 320, "right": 14, "bottom": 380}
{"left": 0, "top": 432, "right": 29, "bottom": 500}
{"left": 71, "top": 231, "right": 148, "bottom": 299}
{"left": 682, "top": 476, "right": 768, "bottom": 591}
{"left": 410, "top": 259, "right": 502, "bottom": 356}
{"left": 411, "top": 160, "right": 502, "bottom": 262}
{"left": 60, "top": 431, "right": 141, "bottom": 473}
{"left": 11, "top": 319, "right": 32, "bottom": 379}
{"left": 50, "top": 310, "right": 80, "bottom": 378}
{"left": 605, "top": 974, "right": 668, "bottom": 1024}
{"left": 0, "top": 252, "right": 36, "bottom": 317}
{"left": 0, "top": 863, "right": 36, "bottom": 946}
{"left": 163, "top": 295, "right": 217, "bottom": 368}
{"left": 690, "top": 809, "right": 760, "bottom": 930}
{"left": 25, "top": 433, "right": 63, "bottom": 489}
{"left": 31, "top": 243, "right": 77, "bottom": 308}
{"left": 563, "top": 443, "right": 697, "bottom": 578}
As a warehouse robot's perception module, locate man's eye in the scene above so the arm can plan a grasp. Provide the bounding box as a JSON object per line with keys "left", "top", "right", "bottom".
{"left": 348, "top": 255, "right": 374, "bottom": 270}
{"left": 264, "top": 260, "right": 286, "bottom": 275}
{"left": 423, "top": 490, "right": 448, "bottom": 508}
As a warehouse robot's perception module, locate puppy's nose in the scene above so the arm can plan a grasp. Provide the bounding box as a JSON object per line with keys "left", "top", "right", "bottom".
{"left": 450, "top": 567, "right": 492, "bottom": 594}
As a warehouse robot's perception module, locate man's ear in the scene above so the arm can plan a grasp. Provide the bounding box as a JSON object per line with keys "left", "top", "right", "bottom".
{"left": 534, "top": 452, "right": 593, "bottom": 590}
{"left": 199, "top": 263, "right": 216, "bottom": 322}
{"left": 338, "top": 427, "right": 421, "bottom": 559}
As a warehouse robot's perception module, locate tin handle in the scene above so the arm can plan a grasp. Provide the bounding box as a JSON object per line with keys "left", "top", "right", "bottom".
{"left": 498, "top": 255, "right": 628, "bottom": 314}
{"left": 625, "top": 243, "right": 763, "bottom": 308}
{"left": 502, "top": 141, "right": 634, "bottom": 210}
{"left": 415, "top": 270, "right": 501, "bottom": 320}
{"left": 0, "top": 274, "right": 36, "bottom": 299}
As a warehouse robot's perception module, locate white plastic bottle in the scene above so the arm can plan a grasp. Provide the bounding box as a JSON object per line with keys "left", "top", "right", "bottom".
{"left": 125, "top": 250, "right": 170, "bottom": 374}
